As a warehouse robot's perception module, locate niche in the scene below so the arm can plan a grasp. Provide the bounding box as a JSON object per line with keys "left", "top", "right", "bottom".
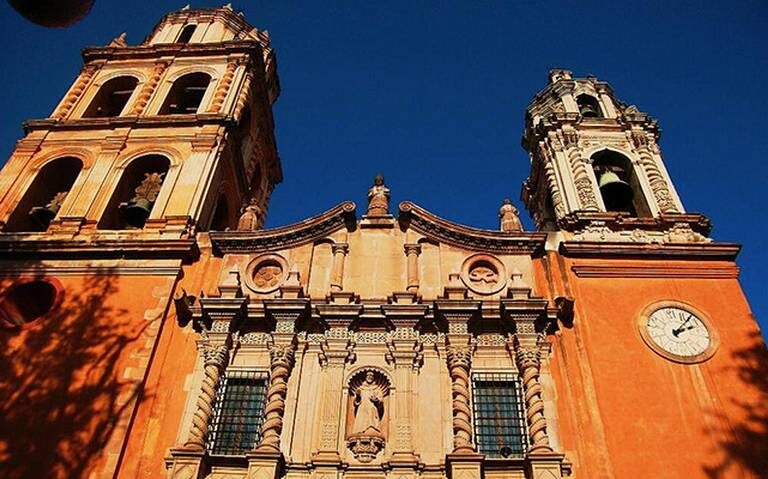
{"left": 82, "top": 76, "right": 138, "bottom": 118}
{"left": 158, "top": 72, "right": 211, "bottom": 115}
{"left": 576, "top": 94, "right": 602, "bottom": 118}
{"left": 98, "top": 155, "right": 170, "bottom": 229}
{"left": 591, "top": 150, "right": 650, "bottom": 217}
{"left": 346, "top": 369, "right": 391, "bottom": 463}
{"left": 5, "top": 157, "right": 82, "bottom": 232}
{"left": 0, "top": 279, "right": 60, "bottom": 330}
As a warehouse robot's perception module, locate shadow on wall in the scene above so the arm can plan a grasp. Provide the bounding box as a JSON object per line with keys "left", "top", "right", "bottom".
{"left": 705, "top": 329, "right": 768, "bottom": 478}
{"left": 0, "top": 267, "right": 154, "bottom": 479}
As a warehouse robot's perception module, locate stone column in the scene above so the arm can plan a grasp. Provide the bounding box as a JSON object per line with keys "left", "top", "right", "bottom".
{"left": 385, "top": 327, "right": 422, "bottom": 469}
{"left": 404, "top": 244, "right": 421, "bottom": 293}
{"left": 446, "top": 345, "right": 474, "bottom": 453}
{"left": 330, "top": 243, "right": 349, "bottom": 292}
{"left": 52, "top": 63, "right": 100, "bottom": 119}
{"left": 130, "top": 60, "right": 168, "bottom": 116}
{"left": 256, "top": 342, "right": 297, "bottom": 452}
{"left": 208, "top": 57, "right": 239, "bottom": 113}
{"left": 512, "top": 336, "right": 552, "bottom": 453}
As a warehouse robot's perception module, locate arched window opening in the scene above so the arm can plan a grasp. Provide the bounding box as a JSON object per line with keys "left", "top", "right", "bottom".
{"left": 158, "top": 72, "right": 211, "bottom": 115}
{"left": 209, "top": 194, "right": 230, "bottom": 231}
{"left": 98, "top": 155, "right": 170, "bottom": 230}
{"left": 82, "top": 76, "right": 139, "bottom": 118}
{"left": 592, "top": 150, "right": 650, "bottom": 217}
{"left": 4, "top": 157, "right": 82, "bottom": 232}
{"left": 176, "top": 24, "right": 196, "bottom": 43}
{"left": 0, "top": 280, "right": 59, "bottom": 329}
{"left": 576, "top": 94, "right": 602, "bottom": 118}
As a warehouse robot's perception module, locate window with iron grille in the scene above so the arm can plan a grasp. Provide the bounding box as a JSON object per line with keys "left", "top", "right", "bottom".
{"left": 471, "top": 372, "right": 528, "bottom": 458}
{"left": 206, "top": 370, "right": 268, "bottom": 455}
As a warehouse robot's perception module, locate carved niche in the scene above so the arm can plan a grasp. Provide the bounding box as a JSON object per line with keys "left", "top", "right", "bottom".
{"left": 460, "top": 253, "right": 508, "bottom": 295}
{"left": 243, "top": 253, "right": 290, "bottom": 294}
{"left": 345, "top": 369, "right": 391, "bottom": 463}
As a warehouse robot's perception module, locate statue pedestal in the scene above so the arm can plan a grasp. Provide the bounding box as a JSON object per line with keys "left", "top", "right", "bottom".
{"left": 527, "top": 450, "right": 571, "bottom": 478}
{"left": 446, "top": 452, "right": 485, "bottom": 479}
{"left": 165, "top": 446, "right": 206, "bottom": 479}
{"left": 360, "top": 214, "right": 395, "bottom": 228}
{"left": 245, "top": 450, "right": 284, "bottom": 479}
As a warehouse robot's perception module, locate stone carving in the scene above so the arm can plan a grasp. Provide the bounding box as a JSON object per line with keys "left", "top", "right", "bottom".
{"left": 184, "top": 343, "right": 228, "bottom": 450}
{"left": 514, "top": 344, "right": 552, "bottom": 452}
{"left": 132, "top": 172, "right": 165, "bottom": 204}
{"left": 499, "top": 199, "right": 524, "bottom": 232}
{"left": 572, "top": 221, "right": 709, "bottom": 244}
{"left": 347, "top": 370, "right": 390, "bottom": 462}
{"left": 543, "top": 161, "right": 567, "bottom": 219}
{"left": 131, "top": 61, "right": 168, "bottom": 115}
{"left": 253, "top": 263, "right": 282, "bottom": 290}
{"left": 460, "top": 254, "right": 507, "bottom": 295}
{"left": 243, "top": 254, "right": 289, "bottom": 294}
{"left": 209, "top": 59, "right": 237, "bottom": 112}
{"left": 256, "top": 342, "right": 296, "bottom": 452}
{"left": 446, "top": 347, "right": 474, "bottom": 453}
{"left": 54, "top": 64, "right": 99, "bottom": 119}
{"left": 366, "top": 174, "right": 390, "bottom": 216}
{"left": 237, "top": 197, "right": 263, "bottom": 231}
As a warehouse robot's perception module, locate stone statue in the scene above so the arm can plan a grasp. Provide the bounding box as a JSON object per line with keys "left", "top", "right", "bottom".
{"left": 237, "top": 197, "right": 262, "bottom": 231}
{"left": 366, "top": 174, "right": 390, "bottom": 216}
{"left": 351, "top": 371, "right": 385, "bottom": 436}
{"left": 499, "top": 199, "right": 524, "bottom": 232}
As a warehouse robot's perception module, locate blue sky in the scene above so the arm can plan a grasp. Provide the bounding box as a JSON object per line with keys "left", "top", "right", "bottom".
{"left": 0, "top": 1, "right": 766, "bottom": 332}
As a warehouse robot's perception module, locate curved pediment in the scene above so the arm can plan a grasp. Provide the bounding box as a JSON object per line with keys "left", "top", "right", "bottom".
{"left": 210, "top": 201, "right": 356, "bottom": 254}
{"left": 398, "top": 201, "right": 547, "bottom": 255}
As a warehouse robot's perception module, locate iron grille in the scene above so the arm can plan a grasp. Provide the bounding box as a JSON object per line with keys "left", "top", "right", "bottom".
{"left": 471, "top": 372, "right": 528, "bottom": 458}
{"left": 207, "top": 369, "right": 268, "bottom": 455}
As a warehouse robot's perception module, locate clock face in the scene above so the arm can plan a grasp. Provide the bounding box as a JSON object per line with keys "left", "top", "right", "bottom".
{"left": 639, "top": 303, "right": 717, "bottom": 363}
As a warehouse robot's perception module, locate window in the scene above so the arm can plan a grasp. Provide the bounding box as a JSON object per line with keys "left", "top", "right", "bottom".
{"left": 207, "top": 370, "right": 268, "bottom": 455}
{"left": 472, "top": 372, "right": 528, "bottom": 458}
{"left": 176, "top": 24, "right": 196, "bottom": 43}
{"left": 82, "top": 76, "right": 138, "bottom": 118}
{"left": 5, "top": 157, "right": 82, "bottom": 232}
{"left": 158, "top": 72, "right": 211, "bottom": 115}
{"left": 576, "top": 94, "right": 602, "bottom": 118}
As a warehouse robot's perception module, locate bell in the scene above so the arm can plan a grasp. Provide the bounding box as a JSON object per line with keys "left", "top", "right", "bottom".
{"left": 598, "top": 171, "right": 634, "bottom": 211}
{"left": 579, "top": 103, "right": 599, "bottom": 118}
{"left": 120, "top": 198, "right": 152, "bottom": 228}
{"left": 29, "top": 204, "right": 60, "bottom": 227}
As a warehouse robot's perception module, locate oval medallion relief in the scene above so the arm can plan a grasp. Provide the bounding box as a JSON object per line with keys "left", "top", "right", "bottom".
{"left": 243, "top": 253, "right": 290, "bottom": 294}
{"left": 460, "top": 253, "right": 507, "bottom": 295}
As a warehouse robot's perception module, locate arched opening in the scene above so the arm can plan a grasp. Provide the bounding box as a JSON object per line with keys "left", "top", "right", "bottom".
{"left": 209, "top": 194, "right": 230, "bottom": 231}
{"left": 82, "top": 76, "right": 139, "bottom": 118}
{"left": 176, "top": 24, "right": 196, "bottom": 43}
{"left": 4, "top": 157, "right": 82, "bottom": 232}
{"left": 158, "top": 72, "right": 211, "bottom": 115}
{"left": 0, "top": 279, "right": 59, "bottom": 329}
{"left": 576, "top": 94, "right": 602, "bottom": 118}
{"left": 591, "top": 150, "right": 650, "bottom": 217}
{"left": 98, "top": 155, "right": 170, "bottom": 230}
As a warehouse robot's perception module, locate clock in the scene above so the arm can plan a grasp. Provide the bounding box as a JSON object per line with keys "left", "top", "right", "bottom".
{"left": 638, "top": 302, "right": 718, "bottom": 364}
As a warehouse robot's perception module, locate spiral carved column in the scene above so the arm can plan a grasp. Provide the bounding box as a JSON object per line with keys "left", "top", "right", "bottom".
{"left": 184, "top": 343, "right": 229, "bottom": 450}
{"left": 256, "top": 343, "right": 297, "bottom": 452}
{"left": 130, "top": 61, "right": 167, "bottom": 116}
{"left": 514, "top": 344, "right": 552, "bottom": 452}
{"left": 446, "top": 346, "right": 475, "bottom": 453}
{"left": 53, "top": 64, "right": 98, "bottom": 119}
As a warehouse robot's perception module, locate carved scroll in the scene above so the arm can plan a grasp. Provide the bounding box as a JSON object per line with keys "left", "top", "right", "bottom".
{"left": 256, "top": 343, "right": 296, "bottom": 452}
{"left": 446, "top": 347, "right": 474, "bottom": 453}
{"left": 184, "top": 343, "right": 229, "bottom": 450}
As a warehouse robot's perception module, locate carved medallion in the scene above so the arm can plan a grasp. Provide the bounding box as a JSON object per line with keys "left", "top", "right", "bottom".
{"left": 460, "top": 254, "right": 507, "bottom": 295}
{"left": 243, "top": 254, "right": 289, "bottom": 294}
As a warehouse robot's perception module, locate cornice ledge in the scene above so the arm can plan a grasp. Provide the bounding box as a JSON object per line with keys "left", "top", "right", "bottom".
{"left": 82, "top": 40, "right": 264, "bottom": 62}
{"left": 210, "top": 202, "right": 356, "bottom": 254}
{"left": 559, "top": 241, "right": 741, "bottom": 261}
{"left": 398, "top": 202, "right": 547, "bottom": 256}
{"left": 0, "top": 237, "right": 197, "bottom": 260}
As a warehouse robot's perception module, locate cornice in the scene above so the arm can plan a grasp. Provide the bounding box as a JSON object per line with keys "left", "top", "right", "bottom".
{"left": 559, "top": 241, "right": 741, "bottom": 261}
{"left": 0, "top": 236, "right": 197, "bottom": 260}
{"left": 559, "top": 211, "right": 712, "bottom": 235}
{"left": 81, "top": 40, "right": 264, "bottom": 63}
{"left": 571, "top": 263, "right": 740, "bottom": 279}
{"left": 23, "top": 113, "right": 232, "bottom": 134}
{"left": 210, "top": 202, "right": 357, "bottom": 254}
{"left": 398, "top": 202, "right": 547, "bottom": 256}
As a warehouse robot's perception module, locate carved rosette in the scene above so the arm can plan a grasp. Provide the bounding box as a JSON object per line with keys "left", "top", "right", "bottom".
{"left": 54, "top": 64, "right": 99, "bottom": 119}
{"left": 513, "top": 343, "right": 552, "bottom": 452}
{"left": 130, "top": 61, "right": 167, "bottom": 115}
{"left": 256, "top": 343, "right": 297, "bottom": 452}
{"left": 446, "top": 347, "right": 474, "bottom": 453}
{"left": 184, "top": 343, "right": 229, "bottom": 450}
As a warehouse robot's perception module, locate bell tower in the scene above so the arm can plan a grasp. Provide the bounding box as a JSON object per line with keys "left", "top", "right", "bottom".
{"left": 521, "top": 69, "right": 709, "bottom": 243}
{"left": 0, "top": 4, "right": 280, "bottom": 238}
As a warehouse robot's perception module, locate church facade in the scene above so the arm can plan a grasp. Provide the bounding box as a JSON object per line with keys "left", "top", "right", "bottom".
{"left": 0, "top": 6, "right": 765, "bottom": 479}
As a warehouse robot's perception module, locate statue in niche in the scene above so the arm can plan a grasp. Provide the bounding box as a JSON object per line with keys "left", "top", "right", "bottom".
{"left": 237, "top": 197, "right": 263, "bottom": 231}
{"left": 499, "top": 198, "right": 524, "bottom": 232}
{"left": 366, "top": 174, "right": 390, "bottom": 216}
{"left": 346, "top": 369, "right": 390, "bottom": 463}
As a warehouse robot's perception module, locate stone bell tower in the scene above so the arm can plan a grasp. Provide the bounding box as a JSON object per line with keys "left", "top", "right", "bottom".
{"left": 521, "top": 69, "right": 709, "bottom": 243}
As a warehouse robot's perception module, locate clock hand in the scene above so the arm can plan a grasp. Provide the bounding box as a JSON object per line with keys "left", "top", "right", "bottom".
{"left": 672, "top": 314, "right": 694, "bottom": 337}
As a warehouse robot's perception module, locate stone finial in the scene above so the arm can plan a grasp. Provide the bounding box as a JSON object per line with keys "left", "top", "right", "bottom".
{"left": 181, "top": 4, "right": 191, "bottom": 10}
{"left": 222, "top": 3, "right": 233, "bottom": 10}
{"left": 366, "top": 174, "right": 390, "bottom": 217}
{"left": 499, "top": 199, "right": 524, "bottom": 232}
{"left": 237, "top": 197, "right": 263, "bottom": 231}
{"left": 109, "top": 32, "right": 127, "bottom": 47}
{"left": 548, "top": 69, "right": 572, "bottom": 84}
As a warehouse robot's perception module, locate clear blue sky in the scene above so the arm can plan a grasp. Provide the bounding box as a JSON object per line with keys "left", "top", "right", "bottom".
{"left": 1, "top": 1, "right": 765, "bottom": 332}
